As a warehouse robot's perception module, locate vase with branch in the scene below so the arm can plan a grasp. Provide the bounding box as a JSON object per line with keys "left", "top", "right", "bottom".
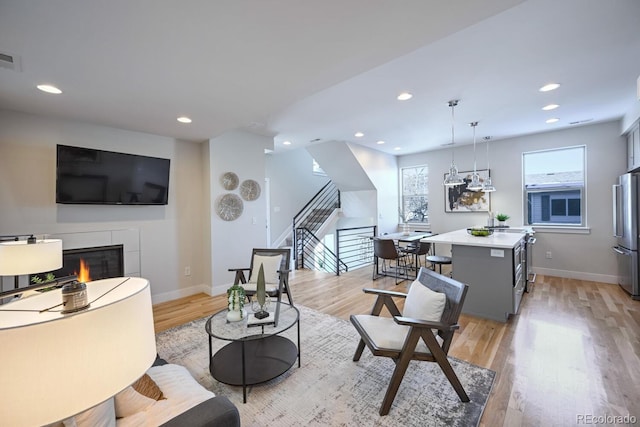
{"left": 399, "top": 208, "right": 410, "bottom": 236}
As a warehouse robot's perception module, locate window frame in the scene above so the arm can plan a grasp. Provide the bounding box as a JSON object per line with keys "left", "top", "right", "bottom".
{"left": 399, "top": 165, "right": 429, "bottom": 225}
{"left": 523, "top": 145, "right": 586, "bottom": 228}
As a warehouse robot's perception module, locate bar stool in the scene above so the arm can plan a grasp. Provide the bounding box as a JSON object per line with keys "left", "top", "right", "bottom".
{"left": 426, "top": 254, "right": 452, "bottom": 275}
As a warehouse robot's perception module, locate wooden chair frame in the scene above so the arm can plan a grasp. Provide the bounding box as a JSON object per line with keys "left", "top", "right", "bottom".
{"left": 350, "top": 267, "right": 469, "bottom": 415}
{"left": 228, "top": 248, "right": 294, "bottom": 306}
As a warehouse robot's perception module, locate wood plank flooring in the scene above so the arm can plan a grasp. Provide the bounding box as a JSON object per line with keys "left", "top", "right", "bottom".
{"left": 152, "top": 266, "right": 640, "bottom": 426}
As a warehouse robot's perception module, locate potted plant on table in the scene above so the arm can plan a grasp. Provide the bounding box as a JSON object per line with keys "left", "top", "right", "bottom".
{"left": 226, "top": 283, "right": 246, "bottom": 322}
{"left": 496, "top": 213, "right": 510, "bottom": 227}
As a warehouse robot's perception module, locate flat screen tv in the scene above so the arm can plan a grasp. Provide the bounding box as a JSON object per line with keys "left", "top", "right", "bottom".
{"left": 56, "top": 144, "right": 170, "bottom": 205}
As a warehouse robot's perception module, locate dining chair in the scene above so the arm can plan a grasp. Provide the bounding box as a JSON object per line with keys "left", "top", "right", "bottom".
{"left": 372, "top": 237, "right": 409, "bottom": 285}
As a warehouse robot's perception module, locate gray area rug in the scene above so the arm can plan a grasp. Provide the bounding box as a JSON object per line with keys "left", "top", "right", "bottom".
{"left": 156, "top": 305, "right": 495, "bottom": 427}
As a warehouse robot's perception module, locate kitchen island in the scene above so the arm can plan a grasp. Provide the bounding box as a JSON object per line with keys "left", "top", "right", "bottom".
{"left": 422, "top": 228, "right": 527, "bottom": 322}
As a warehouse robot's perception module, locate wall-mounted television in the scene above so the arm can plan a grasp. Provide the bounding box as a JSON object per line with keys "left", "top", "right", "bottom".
{"left": 56, "top": 144, "right": 170, "bottom": 205}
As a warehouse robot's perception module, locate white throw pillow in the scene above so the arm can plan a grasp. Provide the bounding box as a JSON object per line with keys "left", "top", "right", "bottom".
{"left": 114, "top": 386, "right": 156, "bottom": 418}
{"left": 403, "top": 279, "right": 446, "bottom": 322}
{"left": 249, "top": 254, "right": 282, "bottom": 284}
{"left": 69, "top": 398, "right": 116, "bottom": 427}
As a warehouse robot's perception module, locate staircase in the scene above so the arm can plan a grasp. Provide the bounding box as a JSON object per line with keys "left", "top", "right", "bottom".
{"left": 293, "top": 181, "right": 347, "bottom": 274}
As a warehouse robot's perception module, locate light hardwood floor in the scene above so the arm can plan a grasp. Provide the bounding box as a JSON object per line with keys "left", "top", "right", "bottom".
{"left": 152, "top": 266, "right": 640, "bottom": 426}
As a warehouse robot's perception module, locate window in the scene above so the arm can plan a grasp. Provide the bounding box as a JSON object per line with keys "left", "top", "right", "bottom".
{"left": 523, "top": 146, "right": 585, "bottom": 226}
{"left": 400, "top": 165, "right": 428, "bottom": 223}
{"left": 312, "top": 159, "right": 326, "bottom": 176}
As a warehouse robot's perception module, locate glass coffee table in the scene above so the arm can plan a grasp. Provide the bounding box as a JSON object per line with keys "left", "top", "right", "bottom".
{"left": 205, "top": 302, "right": 300, "bottom": 403}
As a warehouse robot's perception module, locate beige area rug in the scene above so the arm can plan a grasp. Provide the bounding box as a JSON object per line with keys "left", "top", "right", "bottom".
{"left": 155, "top": 305, "right": 495, "bottom": 427}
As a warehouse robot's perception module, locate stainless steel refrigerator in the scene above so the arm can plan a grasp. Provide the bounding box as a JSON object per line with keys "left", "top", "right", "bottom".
{"left": 612, "top": 173, "right": 640, "bottom": 299}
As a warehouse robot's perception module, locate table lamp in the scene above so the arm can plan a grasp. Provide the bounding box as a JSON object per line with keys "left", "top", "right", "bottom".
{"left": 0, "top": 276, "right": 157, "bottom": 426}
{"left": 0, "top": 236, "right": 63, "bottom": 289}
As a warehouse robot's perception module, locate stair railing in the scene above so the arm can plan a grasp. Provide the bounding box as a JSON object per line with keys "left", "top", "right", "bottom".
{"left": 336, "top": 225, "right": 377, "bottom": 272}
{"left": 296, "top": 227, "right": 348, "bottom": 275}
{"left": 293, "top": 181, "right": 340, "bottom": 268}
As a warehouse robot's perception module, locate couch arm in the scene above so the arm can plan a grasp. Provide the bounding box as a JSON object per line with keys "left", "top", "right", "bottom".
{"left": 159, "top": 396, "right": 240, "bottom": 427}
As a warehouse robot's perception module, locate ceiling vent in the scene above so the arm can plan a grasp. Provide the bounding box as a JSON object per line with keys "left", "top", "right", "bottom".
{"left": 0, "top": 52, "right": 22, "bottom": 72}
{"left": 569, "top": 119, "right": 593, "bottom": 125}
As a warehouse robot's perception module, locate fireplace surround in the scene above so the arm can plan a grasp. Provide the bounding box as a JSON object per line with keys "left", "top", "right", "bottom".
{"left": 30, "top": 244, "right": 124, "bottom": 284}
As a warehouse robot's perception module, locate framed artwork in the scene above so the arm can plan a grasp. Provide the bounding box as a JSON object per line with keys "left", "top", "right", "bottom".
{"left": 444, "top": 169, "right": 491, "bottom": 212}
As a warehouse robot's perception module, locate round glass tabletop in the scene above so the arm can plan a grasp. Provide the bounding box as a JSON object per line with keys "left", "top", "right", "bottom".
{"left": 205, "top": 302, "right": 299, "bottom": 342}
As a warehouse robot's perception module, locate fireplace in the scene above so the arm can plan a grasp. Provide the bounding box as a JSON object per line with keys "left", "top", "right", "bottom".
{"left": 30, "top": 244, "right": 124, "bottom": 284}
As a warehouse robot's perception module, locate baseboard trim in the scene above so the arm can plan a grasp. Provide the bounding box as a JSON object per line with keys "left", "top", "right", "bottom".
{"left": 151, "top": 283, "right": 211, "bottom": 304}
{"left": 533, "top": 267, "right": 618, "bottom": 284}
{"left": 151, "top": 282, "right": 235, "bottom": 304}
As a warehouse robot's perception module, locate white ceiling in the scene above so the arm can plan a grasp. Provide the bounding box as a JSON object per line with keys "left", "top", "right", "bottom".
{"left": 1, "top": 0, "right": 639, "bottom": 155}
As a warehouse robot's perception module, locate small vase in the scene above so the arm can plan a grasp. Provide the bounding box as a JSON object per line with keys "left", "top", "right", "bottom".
{"left": 226, "top": 308, "right": 246, "bottom": 322}
{"left": 402, "top": 223, "right": 410, "bottom": 236}
{"left": 498, "top": 220, "right": 506, "bottom": 227}
{"left": 226, "top": 285, "right": 246, "bottom": 322}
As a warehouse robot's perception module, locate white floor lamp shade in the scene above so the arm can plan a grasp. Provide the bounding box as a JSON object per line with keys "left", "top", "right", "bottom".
{"left": 0, "top": 238, "right": 63, "bottom": 275}
{"left": 0, "top": 277, "right": 157, "bottom": 426}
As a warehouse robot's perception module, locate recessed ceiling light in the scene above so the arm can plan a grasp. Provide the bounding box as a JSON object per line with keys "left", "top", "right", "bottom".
{"left": 539, "top": 83, "right": 560, "bottom": 92}
{"left": 354, "top": 132, "right": 364, "bottom": 138}
{"left": 397, "top": 92, "right": 413, "bottom": 101}
{"left": 546, "top": 118, "right": 559, "bottom": 124}
{"left": 36, "top": 84, "right": 62, "bottom": 94}
{"left": 283, "top": 141, "right": 292, "bottom": 145}
{"left": 394, "top": 147, "right": 402, "bottom": 151}
{"left": 542, "top": 104, "right": 559, "bottom": 111}
{"left": 376, "top": 140, "right": 385, "bottom": 145}
{"left": 177, "top": 116, "right": 192, "bottom": 123}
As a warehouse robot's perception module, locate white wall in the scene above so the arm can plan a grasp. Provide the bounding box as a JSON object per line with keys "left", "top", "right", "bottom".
{"left": 348, "top": 143, "right": 399, "bottom": 234}
{"left": 0, "top": 110, "right": 207, "bottom": 302}
{"left": 265, "top": 148, "right": 329, "bottom": 245}
{"left": 398, "top": 120, "right": 626, "bottom": 283}
{"left": 207, "top": 130, "right": 272, "bottom": 295}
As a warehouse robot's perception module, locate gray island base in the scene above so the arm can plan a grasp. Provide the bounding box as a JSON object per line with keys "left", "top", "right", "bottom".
{"left": 422, "top": 229, "right": 527, "bottom": 322}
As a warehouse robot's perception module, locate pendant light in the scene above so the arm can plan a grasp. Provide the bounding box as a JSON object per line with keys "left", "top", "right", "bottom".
{"left": 443, "top": 100, "right": 464, "bottom": 186}
{"left": 482, "top": 136, "right": 496, "bottom": 192}
{"left": 467, "top": 121, "right": 483, "bottom": 191}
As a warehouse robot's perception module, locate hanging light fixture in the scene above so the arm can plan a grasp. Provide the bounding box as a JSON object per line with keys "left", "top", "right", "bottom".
{"left": 443, "top": 100, "right": 464, "bottom": 186}
{"left": 482, "top": 136, "right": 496, "bottom": 192}
{"left": 467, "top": 121, "right": 483, "bottom": 191}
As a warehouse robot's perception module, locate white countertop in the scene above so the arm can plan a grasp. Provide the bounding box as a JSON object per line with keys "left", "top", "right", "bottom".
{"left": 422, "top": 228, "right": 527, "bottom": 249}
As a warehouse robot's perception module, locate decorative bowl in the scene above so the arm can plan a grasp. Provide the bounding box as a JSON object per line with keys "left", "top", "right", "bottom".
{"left": 467, "top": 227, "right": 494, "bottom": 237}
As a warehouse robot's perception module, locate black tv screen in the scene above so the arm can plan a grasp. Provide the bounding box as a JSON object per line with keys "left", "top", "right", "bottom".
{"left": 56, "top": 145, "right": 170, "bottom": 205}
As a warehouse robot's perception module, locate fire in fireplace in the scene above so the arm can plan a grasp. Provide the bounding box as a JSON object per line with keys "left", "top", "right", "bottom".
{"left": 30, "top": 244, "right": 124, "bottom": 284}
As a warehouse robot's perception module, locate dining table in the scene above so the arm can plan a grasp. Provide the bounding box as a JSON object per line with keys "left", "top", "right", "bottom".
{"left": 373, "top": 231, "right": 434, "bottom": 280}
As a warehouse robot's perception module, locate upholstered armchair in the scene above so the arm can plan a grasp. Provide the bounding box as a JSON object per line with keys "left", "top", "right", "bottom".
{"left": 350, "top": 267, "right": 469, "bottom": 415}
{"left": 228, "top": 248, "right": 294, "bottom": 306}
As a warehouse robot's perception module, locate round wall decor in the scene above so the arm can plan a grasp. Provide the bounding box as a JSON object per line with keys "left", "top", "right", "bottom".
{"left": 239, "top": 179, "right": 261, "bottom": 201}
{"left": 216, "top": 193, "right": 243, "bottom": 221}
{"left": 221, "top": 172, "right": 239, "bottom": 191}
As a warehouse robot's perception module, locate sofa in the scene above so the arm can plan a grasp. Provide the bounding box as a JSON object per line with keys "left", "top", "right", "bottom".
{"left": 53, "top": 356, "right": 240, "bottom": 427}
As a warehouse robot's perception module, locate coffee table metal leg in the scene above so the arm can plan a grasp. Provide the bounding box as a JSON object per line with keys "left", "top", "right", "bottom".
{"left": 241, "top": 340, "right": 247, "bottom": 403}
{"left": 297, "top": 319, "right": 301, "bottom": 368}
{"left": 208, "top": 335, "right": 213, "bottom": 369}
